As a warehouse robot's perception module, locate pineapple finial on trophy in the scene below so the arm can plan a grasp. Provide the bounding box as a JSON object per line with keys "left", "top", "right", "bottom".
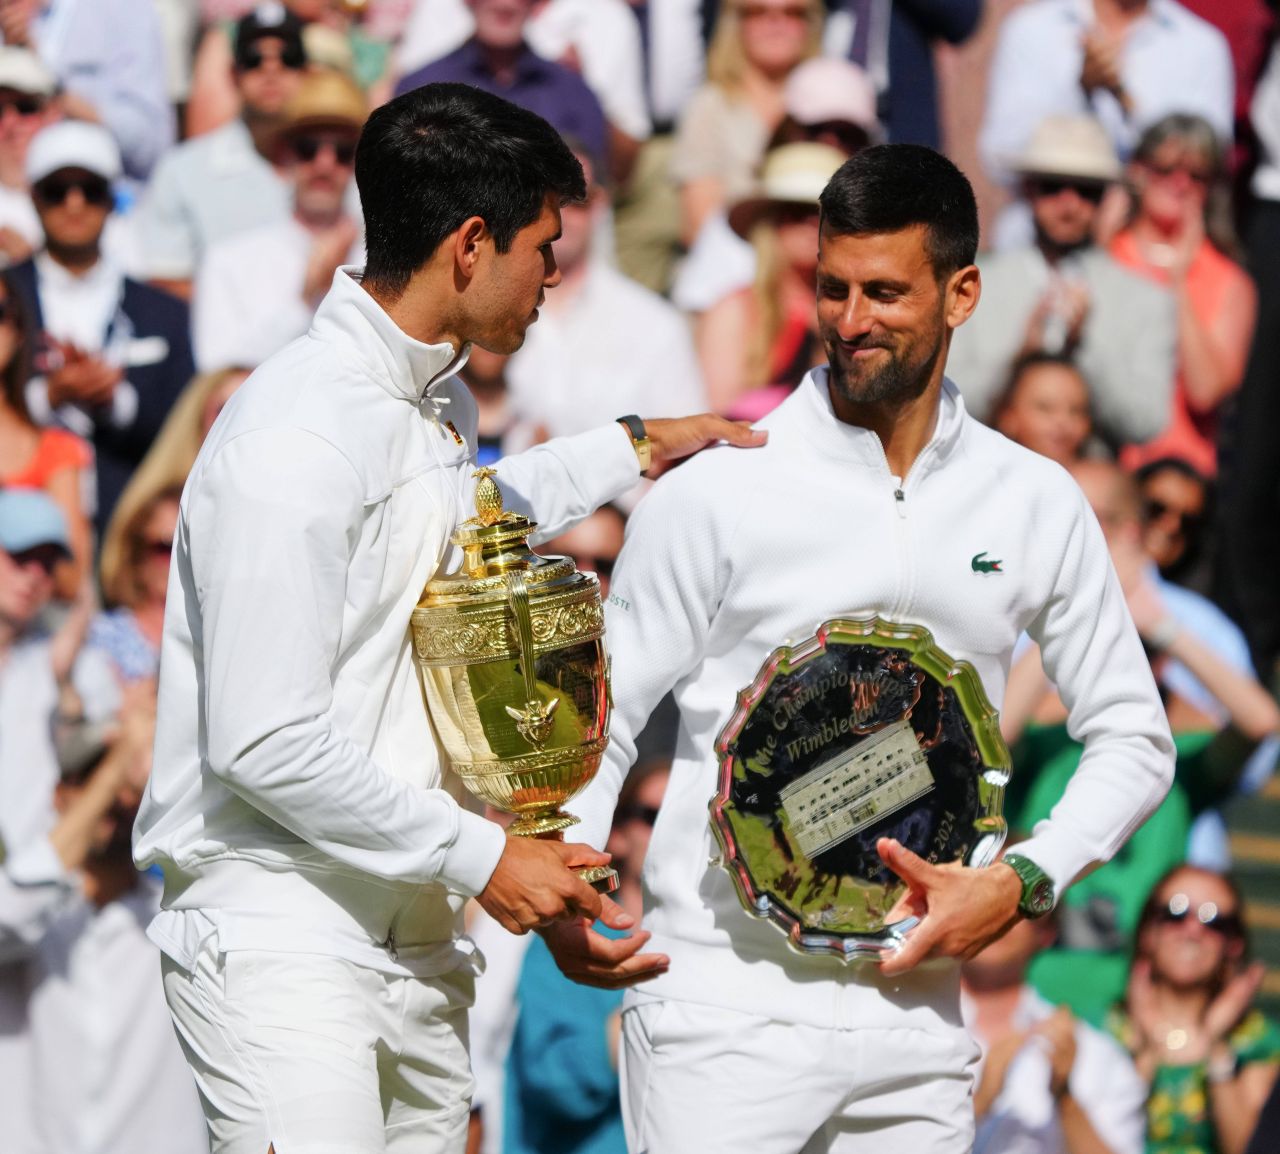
{"left": 472, "top": 467, "right": 505, "bottom": 526}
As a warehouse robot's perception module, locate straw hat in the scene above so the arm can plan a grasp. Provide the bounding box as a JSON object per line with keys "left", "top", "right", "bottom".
{"left": 1009, "top": 116, "right": 1121, "bottom": 184}
{"left": 728, "top": 142, "right": 846, "bottom": 239}
{"left": 275, "top": 70, "right": 367, "bottom": 141}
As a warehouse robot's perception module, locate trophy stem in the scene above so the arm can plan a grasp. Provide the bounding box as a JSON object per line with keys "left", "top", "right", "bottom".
{"left": 509, "top": 813, "right": 621, "bottom": 894}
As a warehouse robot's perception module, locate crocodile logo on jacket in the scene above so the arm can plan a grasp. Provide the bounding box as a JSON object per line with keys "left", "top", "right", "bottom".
{"left": 971, "top": 551, "right": 1003, "bottom": 574}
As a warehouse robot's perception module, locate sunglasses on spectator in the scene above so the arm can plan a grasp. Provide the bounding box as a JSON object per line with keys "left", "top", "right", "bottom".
{"left": 1155, "top": 894, "right": 1242, "bottom": 937}
{"left": 1028, "top": 177, "right": 1107, "bottom": 203}
{"left": 739, "top": 3, "right": 811, "bottom": 21}
{"left": 1142, "top": 497, "right": 1204, "bottom": 533}
{"left": 291, "top": 135, "right": 357, "bottom": 166}
{"left": 34, "top": 175, "right": 112, "bottom": 208}
{"left": 1144, "top": 160, "right": 1211, "bottom": 186}
{"left": 617, "top": 803, "right": 660, "bottom": 827}
{"left": 238, "top": 42, "right": 307, "bottom": 72}
{"left": 773, "top": 201, "right": 821, "bottom": 225}
{"left": 0, "top": 95, "right": 44, "bottom": 118}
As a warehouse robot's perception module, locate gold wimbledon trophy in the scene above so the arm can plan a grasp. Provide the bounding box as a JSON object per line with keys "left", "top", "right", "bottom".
{"left": 412, "top": 469, "right": 618, "bottom": 893}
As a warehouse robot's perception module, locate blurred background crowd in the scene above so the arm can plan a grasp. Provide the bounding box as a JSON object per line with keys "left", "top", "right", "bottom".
{"left": 1, "top": 1, "right": 1280, "bottom": 1152}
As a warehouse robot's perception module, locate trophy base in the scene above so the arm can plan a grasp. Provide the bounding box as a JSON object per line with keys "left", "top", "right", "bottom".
{"left": 576, "top": 864, "right": 620, "bottom": 894}
{"left": 509, "top": 811, "right": 579, "bottom": 838}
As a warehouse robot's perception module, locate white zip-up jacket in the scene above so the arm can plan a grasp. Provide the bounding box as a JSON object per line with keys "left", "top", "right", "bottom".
{"left": 572, "top": 369, "right": 1175, "bottom": 1030}
{"left": 133, "top": 269, "right": 641, "bottom": 976}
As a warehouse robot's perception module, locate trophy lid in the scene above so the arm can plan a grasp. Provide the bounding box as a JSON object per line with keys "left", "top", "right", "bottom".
{"left": 419, "top": 469, "right": 589, "bottom": 607}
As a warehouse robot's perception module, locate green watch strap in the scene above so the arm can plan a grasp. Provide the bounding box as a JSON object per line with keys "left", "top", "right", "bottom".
{"left": 1003, "top": 852, "right": 1055, "bottom": 918}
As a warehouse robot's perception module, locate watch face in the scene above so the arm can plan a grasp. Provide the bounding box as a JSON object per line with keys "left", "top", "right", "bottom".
{"left": 1028, "top": 879, "right": 1054, "bottom": 916}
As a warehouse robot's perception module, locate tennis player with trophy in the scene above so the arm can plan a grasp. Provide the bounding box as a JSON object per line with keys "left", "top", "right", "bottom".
{"left": 548, "top": 145, "right": 1176, "bottom": 1152}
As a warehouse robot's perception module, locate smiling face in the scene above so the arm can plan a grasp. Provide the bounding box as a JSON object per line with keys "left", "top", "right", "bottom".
{"left": 816, "top": 223, "right": 973, "bottom": 414}
{"left": 465, "top": 193, "right": 563, "bottom": 355}
{"left": 738, "top": 0, "right": 816, "bottom": 77}
{"left": 1142, "top": 868, "right": 1245, "bottom": 991}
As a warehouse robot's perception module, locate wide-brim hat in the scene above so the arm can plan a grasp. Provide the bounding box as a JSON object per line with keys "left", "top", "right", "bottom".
{"left": 0, "top": 489, "right": 72, "bottom": 557}
{"left": 1009, "top": 115, "right": 1121, "bottom": 184}
{"left": 728, "top": 142, "right": 846, "bottom": 239}
{"left": 26, "top": 121, "right": 122, "bottom": 187}
{"left": 274, "top": 70, "right": 367, "bottom": 143}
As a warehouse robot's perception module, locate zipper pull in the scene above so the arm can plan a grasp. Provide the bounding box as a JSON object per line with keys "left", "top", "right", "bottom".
{"left": 383, "top": 927, "right": 399, "bottom": 963}
{"left": 893, "top": 488, "right": 907, "bottom": 519}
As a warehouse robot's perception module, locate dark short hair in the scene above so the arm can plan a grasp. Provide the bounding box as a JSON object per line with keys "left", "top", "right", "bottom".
{"left": 356, "top": 83, "right": 587, "bottom": 298}
{"left": 818, "top": 144, "right": 979, "bottom": 278}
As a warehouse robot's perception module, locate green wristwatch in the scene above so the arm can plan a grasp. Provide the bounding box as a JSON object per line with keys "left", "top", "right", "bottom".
{"left": 1003, "top": 852, "right": 1055, "bottom": 918}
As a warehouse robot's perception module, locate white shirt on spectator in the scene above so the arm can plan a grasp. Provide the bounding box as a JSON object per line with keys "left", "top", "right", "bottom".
{"left": 980, "top": 0, "right": 1234, "bottom": 181}
{"left": 8, "top": 0, "right": 175, "bottom": 181}
{"left": 964, "top": 986, "right": 1146, "bottom": 1154}
{"left": 506, "top": 259, "right": 706, "bottom": 438}
{"left": 0, "top": 851, "right": 209, "bottom": 1154}
{"left": 396, "top": 0, "right": 652, "bottom": 141}
{"left": 193, "top": 215, "right": 364, "bottom": 372}
{"left": 135, "top": 118, "right": 290, "bottom": 282}
{"left": 670, "top": 209, "right": 756, "bottom": 314}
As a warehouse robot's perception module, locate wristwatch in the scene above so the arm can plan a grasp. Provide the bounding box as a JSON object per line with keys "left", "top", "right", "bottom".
{"left": 616, "top": 414, "right": 652, "bottom": 476}
{"left": 1002, "top": 852, "right": 1055, "bottom": 919}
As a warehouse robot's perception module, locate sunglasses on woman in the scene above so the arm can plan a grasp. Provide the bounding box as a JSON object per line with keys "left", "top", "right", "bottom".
{"left": 34, "top": 175, "right": 112, "bottom": 208}
{"left": 1154, "top": 893, "right": 1243, "bottom": 937}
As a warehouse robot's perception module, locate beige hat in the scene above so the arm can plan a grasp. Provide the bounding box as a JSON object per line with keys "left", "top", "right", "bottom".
{"left": 784, "top": 57, "right": 879, "bottom": 135}
{"left": 276, "top": 70, "right": 367, "bottom": 141}
{"left": 729, "top": 142, "right": 846, "bottom": 239}
{"left": 1010, "top": 116, "right": 1121, "bottom": 184}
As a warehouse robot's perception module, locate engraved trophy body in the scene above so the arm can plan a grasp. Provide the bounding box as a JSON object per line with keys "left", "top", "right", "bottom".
{"left": 711, "top": 616, "right": 1011, "bottom": 959}
{"left": 412, "top": 470, "right": 617, "bottom": 891}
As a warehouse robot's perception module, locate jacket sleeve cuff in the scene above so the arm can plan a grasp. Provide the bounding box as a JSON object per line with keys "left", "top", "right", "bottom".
{"left": 436, "top": 806, "right": 507, "bottom": 897}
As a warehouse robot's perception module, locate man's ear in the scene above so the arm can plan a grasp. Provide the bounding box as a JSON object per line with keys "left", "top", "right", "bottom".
{"left": 452, "top": 216, "right": 490, "bottom": 282}
{"left": 945, "top": 264, "right": 981, "bottom": 331}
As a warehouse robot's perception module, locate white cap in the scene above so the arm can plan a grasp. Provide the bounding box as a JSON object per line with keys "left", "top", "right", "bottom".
{"left": 0, "top": 46, "right": 55, "bottom": 98}
{"left": 784, "top": 57, "right": 879, "bottom": 135}
{"left": 26, "top": 121, "right": 123, "bottom": 187}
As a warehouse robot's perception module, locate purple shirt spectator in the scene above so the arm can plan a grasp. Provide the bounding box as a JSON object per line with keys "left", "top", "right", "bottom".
{"left": 394, "top": 38, "right": 608, "bottom": 171}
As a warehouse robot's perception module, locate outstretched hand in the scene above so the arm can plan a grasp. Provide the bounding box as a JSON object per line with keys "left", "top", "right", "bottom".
{"left": 876, "top": 837, "right": 1022, "bottom": 977}
{"left": 540, "top": 894, "right": 670, "bottom": 989}
{"left": 643, "top": 415, "right": 767, "bottom": 478}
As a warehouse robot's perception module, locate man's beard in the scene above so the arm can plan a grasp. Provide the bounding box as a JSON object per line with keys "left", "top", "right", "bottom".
{"left": 823, "top": 326, "right": 942, "bottom": 409}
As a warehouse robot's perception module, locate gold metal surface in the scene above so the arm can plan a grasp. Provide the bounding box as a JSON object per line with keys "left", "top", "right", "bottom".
{"left": 412, "top": 472, "right": 618, "bottom": 892}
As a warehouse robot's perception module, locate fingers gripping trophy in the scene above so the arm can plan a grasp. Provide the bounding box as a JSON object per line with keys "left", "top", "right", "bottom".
{"left": 413, "top": 468, "right": 619, "bottom": 893}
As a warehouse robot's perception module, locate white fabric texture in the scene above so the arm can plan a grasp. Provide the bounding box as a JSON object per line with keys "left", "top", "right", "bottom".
{"left": 133, "top": 266, "right": 642, "bottom": 979}
{"left": 980, "top": 0, "right": 1234, "bottom": 181}
{"left": 621, "top": 996, "right": 980, "bottom": 1153}
{"left": 570, "top": 369, "right": 1174, "bottom": 1032}
{"left": 135, "top": 119, "right": 290, "bottom": 280}
{"left": 193, "top": 215, "right": 365, "bottom": 372}
{"left": 0, "top": 872, "right": 208, "bottom": 1154}
{"left": 162, "top": 938, "right": 473, "bottom": 1154}
{"left": 965, "top": 986, "right": 1146, "bottom": 1154}
{"left": 505, "top": 260, "right": 706, "bottom": 437}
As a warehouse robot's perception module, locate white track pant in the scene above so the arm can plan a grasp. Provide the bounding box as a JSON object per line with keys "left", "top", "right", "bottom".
{"left": 161, "top": 940, "right": 474, "bottom": 1154}
{"left": 621, "top": 998, "right": 979, "bottom": 1153}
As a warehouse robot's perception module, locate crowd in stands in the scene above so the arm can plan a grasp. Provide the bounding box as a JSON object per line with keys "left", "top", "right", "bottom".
{"left": 1, "top": 1, "right": 1279, "bottom": 1152}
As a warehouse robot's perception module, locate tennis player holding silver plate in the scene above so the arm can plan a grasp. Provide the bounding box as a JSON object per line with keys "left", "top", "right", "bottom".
{"left": 711, "top": 615, "right": 1010, "bottom": 959}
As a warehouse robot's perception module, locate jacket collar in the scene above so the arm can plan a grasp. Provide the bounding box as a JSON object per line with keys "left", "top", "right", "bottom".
{"left": 792, "top": 366, "right": 968, "bottom": 480}
{"left": 310, "top": 266, "right": 471, "bottom": 404}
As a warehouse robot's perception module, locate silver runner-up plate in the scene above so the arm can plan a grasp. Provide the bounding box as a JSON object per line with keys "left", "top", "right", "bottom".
{"left": 710, "top": 616, "right": 1012, "bottom": 961}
